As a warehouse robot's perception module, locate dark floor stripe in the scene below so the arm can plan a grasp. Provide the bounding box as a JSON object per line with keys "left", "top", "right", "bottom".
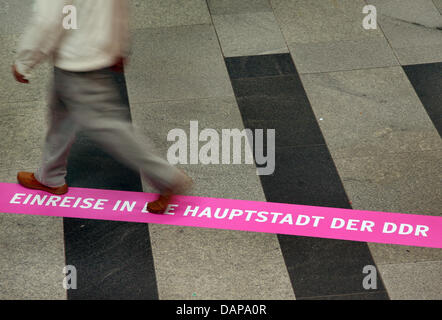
{"left": 225, "top": 53, "right": 389, "bottom": 300}
{"left": 403, "top": 62, "right": 442, "bottom": 137}
{"left": 63, "top": 71, "right": 158, "bottom": 299}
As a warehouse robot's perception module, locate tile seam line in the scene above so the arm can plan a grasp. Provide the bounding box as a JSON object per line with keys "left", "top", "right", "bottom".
{"left": 381, "top": 14, "right": 442, "bottom": 31}
{"left": 297, "top": 64, "right": 404, "bottom": 76}
{"left": 317, "top": 132, "right": 442, "bottom": 142}
{"left": 298, "top": 290, "right": 389, "bottom": 300}
{"left": 269, "top": 144, "right": 329, "bottom": 150}
{"left": 229, "top": 65, "right": 408, "bottom": 80}
{"left": 266, "top": 0, "right": 296, "bottom": 59}
{"left": 363, "top": 0, "right": 402, "bottom": 65}
{"left": 277, "top": 33, "right": 390, "bottom": 49}
{"left": 331, "top": 147, "right": 442, "bottom": 161}
{"left": 377, "top": 260, "right": 442, "bottom": 267}
{"left": 389, "top": 43, "right": 442, "bottom": 51}
{"left": 225, "top": 49, "right": 291, "bottom": 58}
{"left": 206, "top": 1, "right": 291, "bottom": 58}
{"left": 210, "top": 10, "right": 276, "bottom": 18}
{"left": 230, "top": 74, "right": 301, "bottom": 81}
{"left": 0, "top": 33, "right": 28, "bottom": 37}
{"left": 128, "top": 95, "right": 237, "bottom": 106}
{"left": 368, "top": 5, "right": 442, "bottom": 66}
{"left": 130, "top": 22, "right": 213, "bottom": 32}
{"left": 204, "top": 0, "right": 228, "bottom": 59}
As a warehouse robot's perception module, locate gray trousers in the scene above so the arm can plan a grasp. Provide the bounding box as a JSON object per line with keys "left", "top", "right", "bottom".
{"left": 35, "top": 67, "right": 179, "bottom": 191}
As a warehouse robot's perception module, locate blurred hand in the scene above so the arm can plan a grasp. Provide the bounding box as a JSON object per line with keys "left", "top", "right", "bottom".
{"left": 12, "top": 65, "right": 29, "bottom": 83}
{"left": 110, "top": 57, "right": 126, "bottom": 73}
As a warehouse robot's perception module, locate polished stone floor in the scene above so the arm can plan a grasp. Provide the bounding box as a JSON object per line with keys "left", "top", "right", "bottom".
{"left": 0, "top": 0, "right": 441, "bottom": 300}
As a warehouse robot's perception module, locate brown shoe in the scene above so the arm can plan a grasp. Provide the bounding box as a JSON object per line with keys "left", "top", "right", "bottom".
{"left": 146, "top": 171, "right": 193, "bottom": 214}
{"left": 17, "top": 172, "right": 68, "bottom": 195}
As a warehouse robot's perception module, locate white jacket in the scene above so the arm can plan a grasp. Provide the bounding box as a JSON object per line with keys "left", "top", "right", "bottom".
{"left": 15, "top": 0, "right": 130, "bottom": 76}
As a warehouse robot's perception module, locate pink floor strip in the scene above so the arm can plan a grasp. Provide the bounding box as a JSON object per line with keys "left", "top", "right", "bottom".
{"left": 1, "top": 182, "right": 441, "bottom": 248}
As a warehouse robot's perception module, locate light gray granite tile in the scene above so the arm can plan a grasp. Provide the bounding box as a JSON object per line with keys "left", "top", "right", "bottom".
{"left": 207, "top": 0, "right": 272, "bottom": 15}
{"left": 0, "top": 101, "right": 46, "bottom": 170}
{"left": 378, "top": 261, "right": 442, "bottom": 300}
{"left": 125, "top": 25, "right": 234, "bottom": 103}
{"left": 271, "top": 0, "right": 384, "bottom": 43}
{"left": 0, "top": 0, "right": 33, "bottom": 35}
{"left": 289, "top": 37, "right": 398, "bottom": 73}
{"left": 395, "top": 43, "right": 442, "bottom": 65}
{"left": 150, "top": 225, "right": 295, "bottom": 300}
{"left": 334, "top": 150, "right": 442, "bottom": 216}
{"left": 129, "top": 0, "right": 211, "bottom": 29}
{"left": 368, "top": 0, "right": 442, "bottom": 64}
{"left": 212, "top": 12, "right": 288, "bottom": 57}
{"left": 369, "top": 242, "right": 442, "bottom": 265}
{"left": 301, "top": 67, "right": 441, "bottom": 158}
{"left": 0, "top": 169, "right": 66, "bottom": 300}
{"left": 0, "top": 34, "right": 52, "bottom": 104}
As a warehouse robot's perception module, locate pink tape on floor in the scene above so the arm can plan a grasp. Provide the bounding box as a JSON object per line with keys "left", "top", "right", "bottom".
{"left": 1, "top": 182, "right": 441, "bottom": 248}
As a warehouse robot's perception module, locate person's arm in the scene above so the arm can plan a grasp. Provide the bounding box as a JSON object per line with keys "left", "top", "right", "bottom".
{"left": 14, "top": 0, "right": 71, "bottom": 79}
{"left": 119, "top": 0, "right": 131, "bottom": 59}
{"left": 111, "top": 0, "right": 131, "bottom": 73}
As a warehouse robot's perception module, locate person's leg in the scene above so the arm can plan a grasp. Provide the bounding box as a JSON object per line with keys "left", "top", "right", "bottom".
{"left": 55, "top": 67, "right": 184, "bottom": 193}
{"left": 33, "top": 80, "right": 78, "bottom": 188}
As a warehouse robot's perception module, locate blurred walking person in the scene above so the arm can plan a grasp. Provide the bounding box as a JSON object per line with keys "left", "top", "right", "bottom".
{"left": 12, "top": 0, "right": 191, "bottom": 214}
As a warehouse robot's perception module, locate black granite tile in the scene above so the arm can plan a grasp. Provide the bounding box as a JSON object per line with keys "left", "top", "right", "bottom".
{"left": 260, "top": 145, "right": 350, "bottom": 209}
{"left": 403, "top": 62, "right": 442, "bottom": 136}
{"left": 66, "top": 133, "right": 141, "bottom": 192}
{"left": 63, "top": 218, "right": 158, "bottom": 300}
{"left": 244, "top": 119, "right": 325, "bottom": 147}
{"left": 63, "top": 73, "right": 158, "bottom": 299}
{"left": 227, "top": 54, "right": 388, "bottom": 300}
{"left": 266, "top": 145, "right": 345, "bottom": 190}
{"left": 236, "top": 96, "right": 315, "bottom": 122}
{"left": 225, "top": 54, "right": 297, "bottom": 79}
{"left": 231, "top": 76, "right": 311, "bottom": 101}
{"left": 432, "top": 116, "right": 442, "bottom": 136}
{"left": 233, "top": 74, "right": 323, "bottom": 148}
{"left": 403, "top": 62, "right": 442, "bottom": 107}
{"left": 263, "top": 181, "right": 351, "bottom": 209}
{"left": 277, "top": 235, "right": 387, "bottom": 299}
